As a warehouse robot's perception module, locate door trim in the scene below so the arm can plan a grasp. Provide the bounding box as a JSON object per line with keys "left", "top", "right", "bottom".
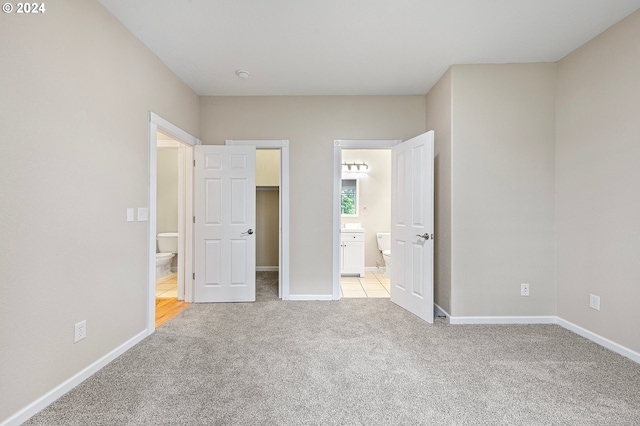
{"left": 225, "top": 140, "right": 290, "bottom": 300}
{"left": 332, "top": 140, "right": 401, "bottom": 300}
{"left": 148, "top": 113, "right": 200, "bottom": 335}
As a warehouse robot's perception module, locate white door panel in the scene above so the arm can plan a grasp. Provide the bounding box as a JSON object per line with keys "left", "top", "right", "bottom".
{"left": 391, "top": 132, "right": 434, "bottom": 323}
{"left": 195, "top": 146, "right": 256, "bottom": 302}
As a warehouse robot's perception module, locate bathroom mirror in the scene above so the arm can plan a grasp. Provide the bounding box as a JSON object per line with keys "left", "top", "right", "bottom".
{"left": 341, "top": 178, "right": 358, "bottom": 217}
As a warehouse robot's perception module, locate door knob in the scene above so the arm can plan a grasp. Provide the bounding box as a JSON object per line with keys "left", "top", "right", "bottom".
{"left": 416, "top": 233, "right": 430, "bottom": 240}
{"left": 242, "top": 229, "right": 254, "bottom": 235}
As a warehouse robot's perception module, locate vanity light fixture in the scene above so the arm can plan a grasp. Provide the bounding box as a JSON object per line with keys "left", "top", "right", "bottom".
{"left": 342, "top": 162, "right": 369, "bottom": 172}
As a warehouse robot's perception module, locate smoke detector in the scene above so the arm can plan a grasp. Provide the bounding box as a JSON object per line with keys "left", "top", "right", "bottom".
{"left": 235, "top": 70, "right": 250, "bottom": 80}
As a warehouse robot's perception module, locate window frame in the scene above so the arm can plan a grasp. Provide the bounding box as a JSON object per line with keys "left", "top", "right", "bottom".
{"left": 341, "top": 178, "right": 359, "bottom": 217}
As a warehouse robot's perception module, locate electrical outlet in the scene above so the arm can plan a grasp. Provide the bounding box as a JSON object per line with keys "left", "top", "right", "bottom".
{"left": 521, "top": 283, "right": 530, "bottom": 297}
{"left": 589, "top": 294, "right": 600, "bottom": 311}
{"left": 74, "top": 320, "right": 87, "bottom": 343}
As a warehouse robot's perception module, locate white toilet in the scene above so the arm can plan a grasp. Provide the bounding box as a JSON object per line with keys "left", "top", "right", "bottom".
{"left": 156, "top": 232, "right": 178, "bottom": 279}
{"left": 376, "top": 232, "right": 391, "bottom": 279}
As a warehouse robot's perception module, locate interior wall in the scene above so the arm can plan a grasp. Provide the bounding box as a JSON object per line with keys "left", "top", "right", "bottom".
{"left": 156, "top": 149, "right": 179, "bottom": 235}
{"left": 256, "top": 149, "right": 281, "bottom": 268}
{"left": 556, "top": 9, "right": 640, "bottom": 353}
{"left": 256, "top": 149, "right": 280, "bottom": 187}
{"left": 341, "top": 149, "right": 391, "bottom": 268}
{"left": 0, "top": 0, "right": 200, "bottom": 422}
{"left": 450, "top": 63, "right": 557, "bottom": 317}
{"left": 200, "top": 96, "right": 426, "bottom": 295}
{"left": 256, "top": 189, "right": 280, "bottom": 268}
{"left": 425, "top": 68, "right": 453, "bottom": 314}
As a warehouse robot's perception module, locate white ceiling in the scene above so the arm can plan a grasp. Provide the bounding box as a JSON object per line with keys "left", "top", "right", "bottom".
{"left": 98, "top": 0, "right": 640, "bottom": 96}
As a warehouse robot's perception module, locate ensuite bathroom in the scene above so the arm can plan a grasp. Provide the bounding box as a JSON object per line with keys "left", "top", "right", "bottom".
{"left": 155, "top": 138, "right": 181, "bottom": 299}
{"left": 340, "top": 149, "right": 392, "bottom": 298}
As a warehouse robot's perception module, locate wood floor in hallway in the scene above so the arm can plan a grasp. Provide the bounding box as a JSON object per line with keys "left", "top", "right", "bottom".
{"left": 155, "top": 273, "right": 190, "bottom": 329}
{"left": 155, "top": 297, "right": 190, "bottom": 328}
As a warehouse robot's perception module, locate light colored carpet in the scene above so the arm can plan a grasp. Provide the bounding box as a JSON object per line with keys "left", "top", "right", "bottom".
{"left": 26, "top": 273, "right": 640, "bottom": 425}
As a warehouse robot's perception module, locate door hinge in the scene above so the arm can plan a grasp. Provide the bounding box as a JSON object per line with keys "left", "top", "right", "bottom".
{"left": 193, "top": 159, "right": 196, "bottom": 167}
{"left": 193, "top": 216, "right": 195, "bottom": 223}
{"left": 193, "top": 273, "right": 195, "bottom": 280}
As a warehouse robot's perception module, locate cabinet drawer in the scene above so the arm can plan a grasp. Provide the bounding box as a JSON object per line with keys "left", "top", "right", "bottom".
{"left": 341, "top": 232, "right": 364, "bottom": 242}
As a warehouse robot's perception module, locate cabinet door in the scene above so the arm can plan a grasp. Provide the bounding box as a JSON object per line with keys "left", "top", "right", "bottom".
{"left": 343, "top": 240, "right": 364, "bottom": 275}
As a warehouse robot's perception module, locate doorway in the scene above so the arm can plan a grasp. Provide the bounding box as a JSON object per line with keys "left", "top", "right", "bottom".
{"left": 339, "top": 148, "right": 392, "bottom": 298}
{"left": 333, "top": 133, "right": 435, "bottom": 324}
{"left": 255, "top": 149, "right": 281, "bottom": 301}
{"left": 332, "top": 140, "right": 400, "bottom": 299}
{"left": 147, "top": 113, "right": 199, "bottom": 335}
{"left": 225, "top": 140, "right": 291, "bottom": 300}
{"left": 154, "top": 134, "right": 191, "bottom": 327}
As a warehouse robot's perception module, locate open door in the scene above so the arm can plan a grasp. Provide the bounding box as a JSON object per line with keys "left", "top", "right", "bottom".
{"left": 390, "top": 131, "right": 434, "bottom": 323}
{"left": 194, "top": 145, "right": 256, "bottom": 302}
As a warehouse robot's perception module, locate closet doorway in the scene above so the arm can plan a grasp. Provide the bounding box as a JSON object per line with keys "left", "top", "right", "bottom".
{"left": 226, "top": 140, "right": 291, "bottom": 300}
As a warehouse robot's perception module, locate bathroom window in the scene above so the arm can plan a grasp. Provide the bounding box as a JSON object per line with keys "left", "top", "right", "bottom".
{"left": 341, "top": 179, "right": 358, "bottom": 217}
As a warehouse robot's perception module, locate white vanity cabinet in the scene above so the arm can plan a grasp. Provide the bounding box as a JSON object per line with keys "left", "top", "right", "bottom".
{"left": 340, "top": 228, "right": 365, "bottom": 277}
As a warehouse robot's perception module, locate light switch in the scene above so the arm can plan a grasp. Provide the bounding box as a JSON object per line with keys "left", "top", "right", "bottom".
{"left": 137, "top": 207, "right": 149, "bottom": 222}
{"left": 126, "top": 208, "right": 134, "bottom": 222}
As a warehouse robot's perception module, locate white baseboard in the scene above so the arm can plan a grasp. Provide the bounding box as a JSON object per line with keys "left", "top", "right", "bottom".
{"left": 447, "top": 314, "right": 639, "bottom": 364}
{"left": 556, "top": 317, "right": 640, "bottom": 364}
{"left": 286, "top": 294, "right": 333, "bottom": 301}
{"left": 449, "top": 315, "right": 557, "bottom": 325}
{"left": 1, "top": 329, "right": 148, "bottom": 426}
{"left": 256, "top": 266, "right": 279, "bottom": 272}
{"left": 364, "top": 266, "right": 386, "bottom": 273}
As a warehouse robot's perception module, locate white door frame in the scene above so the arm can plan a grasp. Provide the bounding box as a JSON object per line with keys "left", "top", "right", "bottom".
{"left": 148, "top": 113, "right": 200, "bottom": 335}
{"left": 225, "top": 140, "right": 290, "bottom": 300}
{"left": 332, "top": 139, "right": 401, "bottom": 299}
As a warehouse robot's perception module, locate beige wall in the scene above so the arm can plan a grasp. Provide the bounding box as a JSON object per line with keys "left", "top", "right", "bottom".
{"left": 556, "top": 10, "right": 640, "bottom": 353}
{"left": 200, "top": 96, "right": 426, "bottom": 295}
{"left": 449, "top": 63, "right": 558, "bottom": 317}
{"left": 256, "top": 149, "right": 280, "bottom": 187}
{"left": 156, "top": 149, "right": 179, "bottom": 235}
{"left": 256, "top": 150, "right": 281, "bottom": 268}
{"left": 341, "top": 149, "right": 392, "bottom": 268}
{"left": 427, "top": 19, "right": 639, "bottom": 354}
{"left": 0, "top": 0, "right": 200, "bottom": 421}
{"left": 256, "top": 189, "right": 280, "bottom": 267}
{"left": 425, "top": 68, "right": 453, "bottom": 314}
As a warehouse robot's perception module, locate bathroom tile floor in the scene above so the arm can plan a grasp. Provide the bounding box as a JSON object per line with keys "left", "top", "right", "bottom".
{"left": 340, "top": 272, "right": 390, "bottom": 298}
{"left": 156, "top": 273, "right": 178, "bottom": 298}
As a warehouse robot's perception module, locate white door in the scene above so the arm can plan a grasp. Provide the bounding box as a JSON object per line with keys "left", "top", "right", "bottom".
{"left": 194, "top": 145, "right": 256, "bottom": 302}
{"left": 390, "top": 131, "right": 434, "bottom": 323}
